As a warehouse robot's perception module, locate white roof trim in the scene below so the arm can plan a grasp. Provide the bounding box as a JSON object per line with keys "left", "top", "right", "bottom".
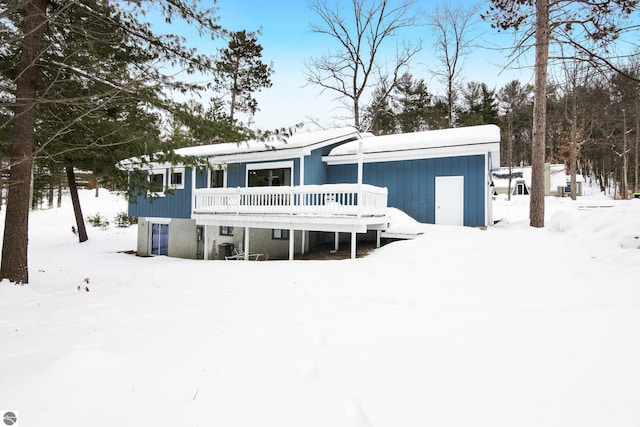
{"left": 324, "top": 125, "right": 500, "bottom": 165}
{"left": 174, "top": 127, "right": 360, "bottom": 160}
{"left": 118, "top": 127, "right": 360, "bottom": 170}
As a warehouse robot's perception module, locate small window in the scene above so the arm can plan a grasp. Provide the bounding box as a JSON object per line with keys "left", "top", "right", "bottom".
{"left": 149, "top": 171, "right": 165, "bottom": 196}
{"left": 272, "top": 229, "right": 289, "bottom": 240}
{"left": 171, "top": 172, "right": 183, "bottom": 186}
{"left": 151, "top": 173, "right": 164, "bottom": 185}
{"left": 168, "top": 168, "right": 185, "bottom": 190}
{"left": 210, "top": 168, "right": 224, "bottom": 188}
{"left": 219, "top": 226, "right": 234, "bottom": 236}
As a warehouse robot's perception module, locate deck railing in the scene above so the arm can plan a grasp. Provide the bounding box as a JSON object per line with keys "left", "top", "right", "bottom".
{"left": 193, "top": 184, "right": 388, "bottom": 217}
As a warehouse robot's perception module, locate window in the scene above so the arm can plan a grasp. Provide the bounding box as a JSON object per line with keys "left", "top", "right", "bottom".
{"left": 149, "top": 170, "right": 166, "bottom": 196}
{"left": 169, "top": 168, "right": 184, "bottom": 190}
{"left": 272, "top": 229, "right": 289, "bottom": 240}
{"left": 210, "top": 168, "right": 224, "bottom": 188}
{"left": 169, "top": 171, "right": 184, "bottom": 189}
{"left": 247, "top": 161, "right": 293, "bottom": 187}
{"left": 219, "top": 226, "right": 234, "bottom": 236}
{"left": 150, "top": 223, "right": 169, "bottom": 255}
{"left": 249, "top": 168, "right": 291, "bottom": 187}
{"left": 515, "top": 182, "right": 529, "bottom": 195}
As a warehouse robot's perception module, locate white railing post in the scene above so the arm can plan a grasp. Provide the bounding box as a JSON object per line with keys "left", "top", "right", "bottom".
{"left": 236, "top": 187, "right": 241, "bottom": 215}
{"left": 289, "top": 186, "right": 294, "bottom": 215}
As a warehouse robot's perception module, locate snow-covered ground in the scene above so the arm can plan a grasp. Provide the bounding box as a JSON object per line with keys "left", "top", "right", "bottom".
{"left": 1, "top": 187, "right": 639, "bottom": 427}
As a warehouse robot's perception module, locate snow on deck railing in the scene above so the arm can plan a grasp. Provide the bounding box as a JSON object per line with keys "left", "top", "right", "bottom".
{"left": 193, "top": 184, "right": 388, "bottom": 217}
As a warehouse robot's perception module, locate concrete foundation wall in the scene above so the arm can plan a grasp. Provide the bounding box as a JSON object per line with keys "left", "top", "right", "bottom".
{"left": 203, "top": 225, "right": 239, "bottom": 260}
{"left": 168, "top": 219, "right": 198, "bottom": 259}
{"left": 137, "top": 217, "right": 197, "bottom": 259}
{"left": 138, "top": 220, "right": 352, "bottom": 260}
{"left": 248, "top": 228, "right": 301, "bottom": 260}
{"left": 136, "top": 219, "right": 151, "bottom": 256}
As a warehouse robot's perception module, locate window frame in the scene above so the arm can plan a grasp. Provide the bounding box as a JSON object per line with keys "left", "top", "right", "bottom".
{"left": 209, "top": 167, "right": 226, "bottom": 188}
{"left": 149, "top": 221, "right": 169, "bottom": 255}
{"left": 246, "top": 161, "right": 294, "bottom": 187}
{"left": 272, "top": 229, "right": 290, "bottom": 240}
{"left": 168, "top": 167, "right": 185, "bottom": 190}
{"left": 148, "top": 169, "right": 166, "bottom": 197}
{"left": 219, "top": 226, "right": 234, "bottom": 236}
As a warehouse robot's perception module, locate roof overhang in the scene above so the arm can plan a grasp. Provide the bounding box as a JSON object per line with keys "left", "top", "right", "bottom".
{"left": 118, "top": 127, "right": 361, "bottom": 170}
{"left": 324, "top": 141, "right": 500, "bottom": 165}
{"left": 323, "top": 125, "right": 500, "bottom": 165}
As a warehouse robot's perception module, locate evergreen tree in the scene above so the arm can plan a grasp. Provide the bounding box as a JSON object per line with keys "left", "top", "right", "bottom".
{"left": 213, "top": 30, "right": 273, "bottom": 124}
{"left": 458, "top": 82, "right": 499, "bottom": 126}
{"left": 365, "top": 82, "right": 396, "bottom": 135}
{"left": 393, "top": 73, "right": 434, "bottom": 133}
{"left": 0, "top": 0, "right": 226, "bottom": 284}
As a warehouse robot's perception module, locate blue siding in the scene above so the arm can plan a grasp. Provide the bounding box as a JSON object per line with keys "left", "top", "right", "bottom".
{"left": 195, "top": 169, "right": 208, "bottom": 189}
{"left": 128, "top": 157, "right": 309, "bottom": 219}
{"left": 304, "top": 141, "right": 347, "bottom": 185}
{"left": 128, "top": 168, "right": 193, "bottom": 219}
{"left": 327, "top": 154, "right": 487, "bottom": 226}
{"left": 226, "top": 163, "right": 245, "bottom": 187}
{"left": 126, "top": 143, "right": 490, "bottom": 226}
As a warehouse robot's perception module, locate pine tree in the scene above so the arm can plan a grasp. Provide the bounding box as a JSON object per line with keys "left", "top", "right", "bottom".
{"left": 0, "top": 0, "right": 226, "bottom": 284}
{"left": 393, "top": 73, "right": 434, "bottom": 133}
{"left": 213, "top": 30, "right": 273, "bottom": 124}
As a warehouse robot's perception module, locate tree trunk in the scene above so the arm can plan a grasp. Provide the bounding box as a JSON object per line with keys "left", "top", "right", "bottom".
{"left": 48, "top": 171, "right": 55, "bottom": 208}
{"left": 635, "top": 97, "right": 639, "bottom": 193}
{"left": 529, "top": 0, "right": 549, "bottom": 228}
{"left": 570, "top": 101, "right": 578, "bottom": 201}
{"left": 354, "top": 95, "right": 361, "bottom": 130}
{"left": 56, "top": 177, "right": 62, "bottom": 207}
{"left": 621, "top": 109, "right": 628, "bottom": 200}
{"left": 507, "top": 114, "right": 513, "bottom": 201}
{"left": 0, "top": 0, "right": 48, "bottom": 284}
{"left": 0, "top": 161, "right": 3, "bottom": 212}
{"left": 66, "top": 167, "right": 88, "bottom": 243}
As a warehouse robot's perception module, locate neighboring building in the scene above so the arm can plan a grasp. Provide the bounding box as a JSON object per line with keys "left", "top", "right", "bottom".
{"left": 121, "top": 125, "right": 500, "bottom": 260}
{"left": 492, "top": 163, "right": 584, "bottom": 197}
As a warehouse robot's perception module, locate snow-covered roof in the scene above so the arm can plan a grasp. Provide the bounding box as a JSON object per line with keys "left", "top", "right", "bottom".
{"left": 174, "top": 127, "right": 360, "bottom": 162}
{"left": 120, "top": 125, "right": 501, "bottom": 170}
{"left": 118, "top": 127, "right": 360, "bottom": 170}
{"left": 491, "top": 164, "right": 584, "bottom": 192}
{"left": 325, "top": 124, "right": 500, "bottom": 165}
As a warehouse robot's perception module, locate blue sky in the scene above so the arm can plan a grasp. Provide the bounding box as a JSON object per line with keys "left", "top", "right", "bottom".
{"left": 172, "top": 0, "right": 536, "bottom": 130}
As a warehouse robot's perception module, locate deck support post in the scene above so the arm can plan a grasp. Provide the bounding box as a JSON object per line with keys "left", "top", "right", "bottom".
{"left": 204, "top": 226, "right": 209, "bottom": 260}
{"left": 334, "top": 232, "right": 339, "bottom": 252}
{"left": 289, "top": 228, "right": 295, "bottom": 260}
{"left": 350, "top": 232, "right": 357, "bottom": 259}
{"left": 301, "top": 230, "right": 306, "bottom": 255}
{"left": 244, "top": 227, "right": 250, "bottom": 261}
{"left": 376, "top": 230, "right": 381, "bottom": 248}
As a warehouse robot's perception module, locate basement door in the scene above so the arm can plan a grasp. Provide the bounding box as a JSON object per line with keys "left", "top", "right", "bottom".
{"left": 150, "top": 223, "right": 169, "bottom": 256}
{"left": 435, "top": 176, "right": 464, "bottom": 226}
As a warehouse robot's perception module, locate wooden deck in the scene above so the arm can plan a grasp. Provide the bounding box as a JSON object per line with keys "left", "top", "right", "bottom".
{"left": 192, "top": 184, "right": 390, "bottom": 233}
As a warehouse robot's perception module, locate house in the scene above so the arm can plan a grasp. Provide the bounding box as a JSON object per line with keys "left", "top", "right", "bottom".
{"left": 122, "top": 124, "right": 500, "bottom": 260}
{"left": 491, "top": 163, "right": 584, "bottom": 197}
